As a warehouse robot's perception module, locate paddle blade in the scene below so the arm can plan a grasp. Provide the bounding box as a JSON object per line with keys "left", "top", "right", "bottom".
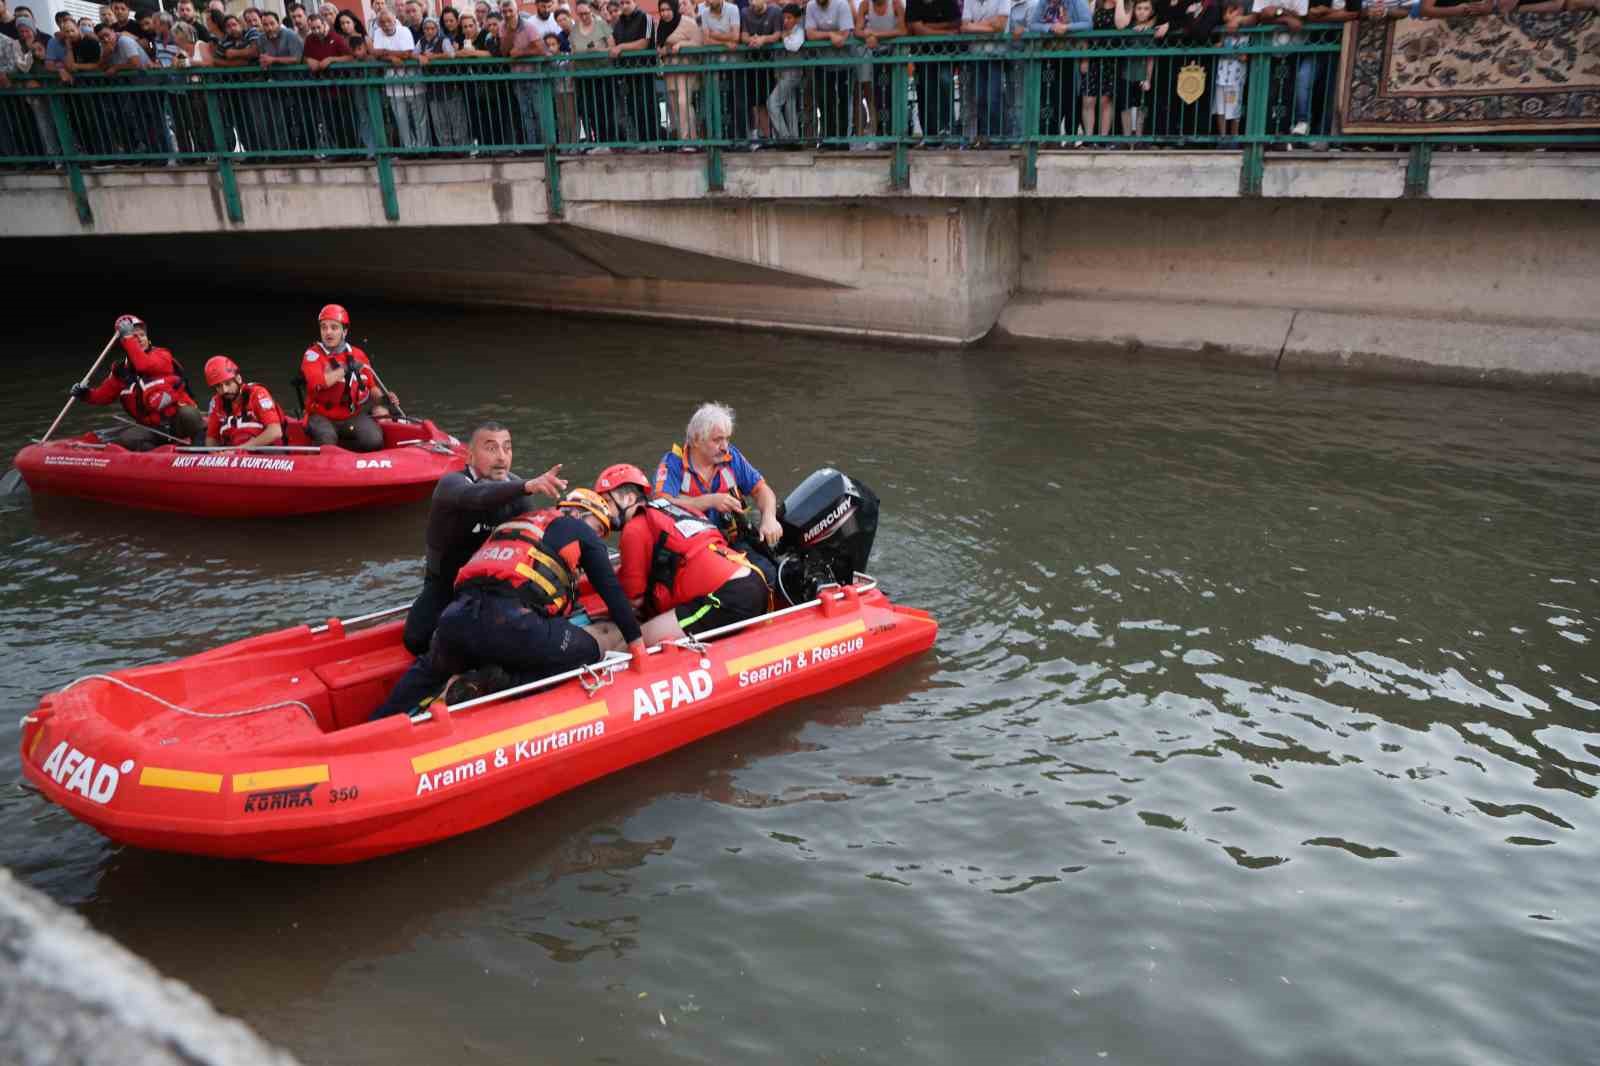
{"left": 0, "top": 466, "right": 28, "bottom": 498}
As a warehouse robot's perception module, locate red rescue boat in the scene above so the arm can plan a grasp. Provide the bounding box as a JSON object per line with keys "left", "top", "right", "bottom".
{"left": 10, "top": 419, "right": 465, "bottom": 517}
{"left": 18, "top": 576, "right": 937, "bottom": 864}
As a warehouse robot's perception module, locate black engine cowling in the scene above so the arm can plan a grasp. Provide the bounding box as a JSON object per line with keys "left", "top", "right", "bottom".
{"left": 768, "top": 468, "right": 880, "bottom": 605}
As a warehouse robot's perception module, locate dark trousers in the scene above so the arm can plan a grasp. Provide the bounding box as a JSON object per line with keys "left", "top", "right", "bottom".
{"left": 372, "top": 588, "right": 602, "bottom": 720}
{"left": 914, "top": 62, "right": 954, "bottom": 139}
{"left": 813, "top": 65, "right": 853, "bottom": 141}
{"left": 618, "top": 68, "right": 659, "bottom": 143}
{"left": 110, "top": 405, "right": 206, "bottom": 450}
{"left": 964, "top": 60, "right": 1004, "bottom": 141}
{"left": 575, "top": 77, "right": 618, "bottom": 144}
{"left": 306, "top": 396, "right": 384, "bottom": 451}
{"left": 402, "top": 573, "right": 454, "bottom": 656}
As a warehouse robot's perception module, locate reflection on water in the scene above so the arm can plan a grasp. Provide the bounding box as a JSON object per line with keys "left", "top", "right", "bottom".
{"left": 2, "top": 303, "right": 1598, "bottom": 1066}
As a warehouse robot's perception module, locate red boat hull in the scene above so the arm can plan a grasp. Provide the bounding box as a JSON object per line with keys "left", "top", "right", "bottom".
{"left": 11, "top": 420, "right": 464, "bottom": 517}
{"left": 19, "top": 579, "right": 937, "bottom": 863}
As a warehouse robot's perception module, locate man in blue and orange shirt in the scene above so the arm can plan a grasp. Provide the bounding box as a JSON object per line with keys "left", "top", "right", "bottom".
{"left": 653, "top": 401, "right": 782, "bottom": 584}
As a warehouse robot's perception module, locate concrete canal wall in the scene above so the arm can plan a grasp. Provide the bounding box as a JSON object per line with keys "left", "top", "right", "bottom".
{"left": 4, "top": 153, "right": 1597, "bottom": 385}
{"left": 0, "top": 867, "right": 301, "bottom": 1066}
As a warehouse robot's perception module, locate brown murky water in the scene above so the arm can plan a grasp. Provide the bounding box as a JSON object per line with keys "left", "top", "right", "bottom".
{"left": 2, "top": 302, "right": 1598, "bottom": 1065}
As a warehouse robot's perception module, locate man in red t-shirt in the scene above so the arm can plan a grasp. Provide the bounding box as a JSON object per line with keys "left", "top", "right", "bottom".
{"left": 302, "top": 12, "right": 357, "bottom": 150}
{"left": 203, "top": 355, "right": 284, "bottom": 448}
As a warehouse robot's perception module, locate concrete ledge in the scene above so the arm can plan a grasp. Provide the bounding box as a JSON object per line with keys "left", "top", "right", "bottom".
{"left": 0, "top": 867, "right": 300, "bottom": 1066}
{"left": 997, "top": 292, "right": 1600, "bottom": 387}
{"left": 1034, "top": 150, "right": 1241, "bottom": 199}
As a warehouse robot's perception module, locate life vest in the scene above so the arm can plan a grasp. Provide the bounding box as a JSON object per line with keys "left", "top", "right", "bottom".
{"left": 639, "top": 498, "right": 758, "bottom": 616}
{"left": 453, "top": 508, "right": 578, "bottom": 616}
{"left": 208, "top": 383, "right": 278, "bottom": 446}
{"left": 113, "top": 354, "right": 194, "bottom": 427}
{"left": 668, "top": 442, "right": 741, "bottom": 498}
{"left": 301, "top": 343, "right": 374, "bottom": 422}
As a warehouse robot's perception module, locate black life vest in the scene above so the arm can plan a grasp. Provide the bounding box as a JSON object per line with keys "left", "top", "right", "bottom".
{"left": 453, "top": 508, "right": 578, "bottom": 616}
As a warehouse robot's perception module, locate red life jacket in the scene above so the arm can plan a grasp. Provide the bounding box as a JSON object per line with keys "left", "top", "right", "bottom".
{"left": 301, "top": 343, "right": 375, "bottom": 421}
{"left": 98, "top": 350, "right": 195, "bottom": 427}
{"left": 207, "top": 383, "right": 281, "bottom": 446}
{"left": 638, "top": 498, "right": 755, "bottom": 615}
{"left": 453, "top": 508, "right": 579, "bottom": 616}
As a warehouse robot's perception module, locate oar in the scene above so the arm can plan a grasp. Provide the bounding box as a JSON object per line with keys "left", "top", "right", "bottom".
{"left": 0, "top": 332, "right": 120, "bottom": 496}
{"left": 368, "top": 367, "right": 409, "bottom": 420}
{"left": 46, "top": 333, "right": 120, "bottom": 444}
{"left": 359, "top": 338, "right": 410, "bottom": 420}
{"left": 113, "top": 415, "right": 189, "bottom": 445}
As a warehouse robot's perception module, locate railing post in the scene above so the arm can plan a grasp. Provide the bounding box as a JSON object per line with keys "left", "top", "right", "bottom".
{"left": 1404, "top": 142, "right": 1431, "bottom": 198}
{"left": 363, "top": 79, "right": 400, "bottom": 222}
{"left": 890, "top": 46, "right": 909, "bottom": 190}
{"left": 1238, "top": 34, "right": 1271, "bottom": 198}
{"left": 536, "top": 69, "right": 562, "bottom": 217}
{"left": 45, "top": 87, "right": 92, "bottom": 225}
{"left": 704, "top": 56, "right": 725, "bottom": 192}
{"left": 200, "top": 78, "right": 245, "bottom": 224}
{"left": 1020, "top": 43, "right": 1040, "bottom": 192}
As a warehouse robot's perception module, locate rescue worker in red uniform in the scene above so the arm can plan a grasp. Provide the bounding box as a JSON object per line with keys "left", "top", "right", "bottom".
{"left": 601, "top": 462, "right": 769, "bottom": 645}
{"left": 70, "top": 314, "right": 205, "bottom": 450}
{"left": 371, "top": 487, "right": 648, "bottom": 719}
{"left": 203, "top": 356, "right": 285, "bottom": 449}
{"left": 300, "top": 303, "right": 397, "bottom": 453}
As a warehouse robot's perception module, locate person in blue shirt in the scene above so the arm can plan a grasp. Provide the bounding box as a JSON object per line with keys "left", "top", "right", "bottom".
{"left": 653, "top": 402, "right": 783, "bottom": 581}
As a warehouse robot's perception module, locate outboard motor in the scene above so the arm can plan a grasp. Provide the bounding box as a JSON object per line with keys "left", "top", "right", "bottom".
{"left": 769, "top": 468, "right": 880, "bottom": 606}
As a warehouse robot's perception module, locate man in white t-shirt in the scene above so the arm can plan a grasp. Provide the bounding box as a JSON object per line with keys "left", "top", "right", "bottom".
{"left": 370, "top": 7, "right": 432, "bottom": 147}
{"left": 699, "top": 0, "right": 744, "bottom": 137}
{"left": 530, "top": 0, "right": 563, "bottom": 37}
{"left": 959, "top": 0, "right": 1007, "bottom": 145}
{"left": 804, "top": 0, "right": 853, "bottom": 142}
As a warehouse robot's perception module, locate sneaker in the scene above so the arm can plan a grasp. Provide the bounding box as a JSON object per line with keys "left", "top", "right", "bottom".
{"left": 1290, "top": 121, "right": 1309, "bottom": 136}
{"left": 441, "top": 664, "right": 514, "bottom": 706}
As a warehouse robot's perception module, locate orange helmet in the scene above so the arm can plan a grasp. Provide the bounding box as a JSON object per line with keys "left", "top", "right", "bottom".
{"left": 557, "top": 488, "right": 613, "bottom": 535}
{"left": 594, "top": 463, "right": 650, "bottom": 496}
{"left": 318, "top": 303, "right": 350, "bottom": 326}
{"left": 203, "top": 355, "right": 240, "bottom": 387}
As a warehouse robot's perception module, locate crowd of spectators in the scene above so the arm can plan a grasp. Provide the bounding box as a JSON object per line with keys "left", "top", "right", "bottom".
{"left": 0, "top": 0, "right": 1592, "bottom": 159}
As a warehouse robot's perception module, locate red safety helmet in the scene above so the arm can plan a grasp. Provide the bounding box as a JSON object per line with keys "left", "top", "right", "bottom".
{"left": 557, "top": 487, "right": 613, "bottom": 535}
{"left": 593, "top": 463, "right": 651, "bottom": 496}
{"left": 318, "top": 303, "right": 350, "bottom": 327}
{"left": 203, "top": 355, "right": 240, "bottom": 387}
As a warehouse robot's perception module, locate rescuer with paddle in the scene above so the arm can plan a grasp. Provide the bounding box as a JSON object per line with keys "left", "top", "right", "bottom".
{"left": 202, "top": 355, "right": 285, "bottom": 449}
{"left": 68, "top": 315, "right": 206, "bottom": 450}
{"left": 400, "top": 421, "right": 568, "bottom": 656}
{"left": 372, "top": 486, "right": 648, "bottom": 719}
{"left": 300, "top": 303, "right": 398, "bottom": 453}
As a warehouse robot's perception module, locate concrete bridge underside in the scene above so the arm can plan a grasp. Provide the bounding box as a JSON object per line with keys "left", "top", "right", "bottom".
{"left": 5, "top": 152, "right": 1599, "bottom": 383}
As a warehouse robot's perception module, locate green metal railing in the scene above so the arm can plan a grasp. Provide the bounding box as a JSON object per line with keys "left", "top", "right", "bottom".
{"left": 2, "top": 28, "right": 1595, "bottom": 223}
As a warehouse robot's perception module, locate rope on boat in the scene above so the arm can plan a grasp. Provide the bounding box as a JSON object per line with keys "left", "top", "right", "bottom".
{"left": 61, "top": 675, "right": 317, "bottom": 724}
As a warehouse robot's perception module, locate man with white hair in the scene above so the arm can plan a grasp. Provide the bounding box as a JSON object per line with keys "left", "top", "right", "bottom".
{"left": 653, "top": 402, "right": 783, "bottom": 582}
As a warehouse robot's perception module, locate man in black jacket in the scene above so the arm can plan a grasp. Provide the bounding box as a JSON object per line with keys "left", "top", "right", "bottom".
{"left": 401, "top": 422, "right": 567, "bottom": 654}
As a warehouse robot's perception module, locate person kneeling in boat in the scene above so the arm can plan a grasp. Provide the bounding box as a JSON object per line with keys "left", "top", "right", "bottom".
{"left": 300, "top": 303, "right": 397, "bottom": 453}
{"left": 653, "top": 402, "right": 783, "bottom": 587}
{"left": 69, "top": 314, "right": 206, "bottom": 450}
{"left": 371, "top": 487, "right": 647, "bottom": 720}
{"left": 202, "top": 356, "right": 284, "bottom": 449}
{"left": 601, "top": 462, "right": 770, "bottom": 644}
{"left": 401, "top": 421, "right": 568, "bottom": 656}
